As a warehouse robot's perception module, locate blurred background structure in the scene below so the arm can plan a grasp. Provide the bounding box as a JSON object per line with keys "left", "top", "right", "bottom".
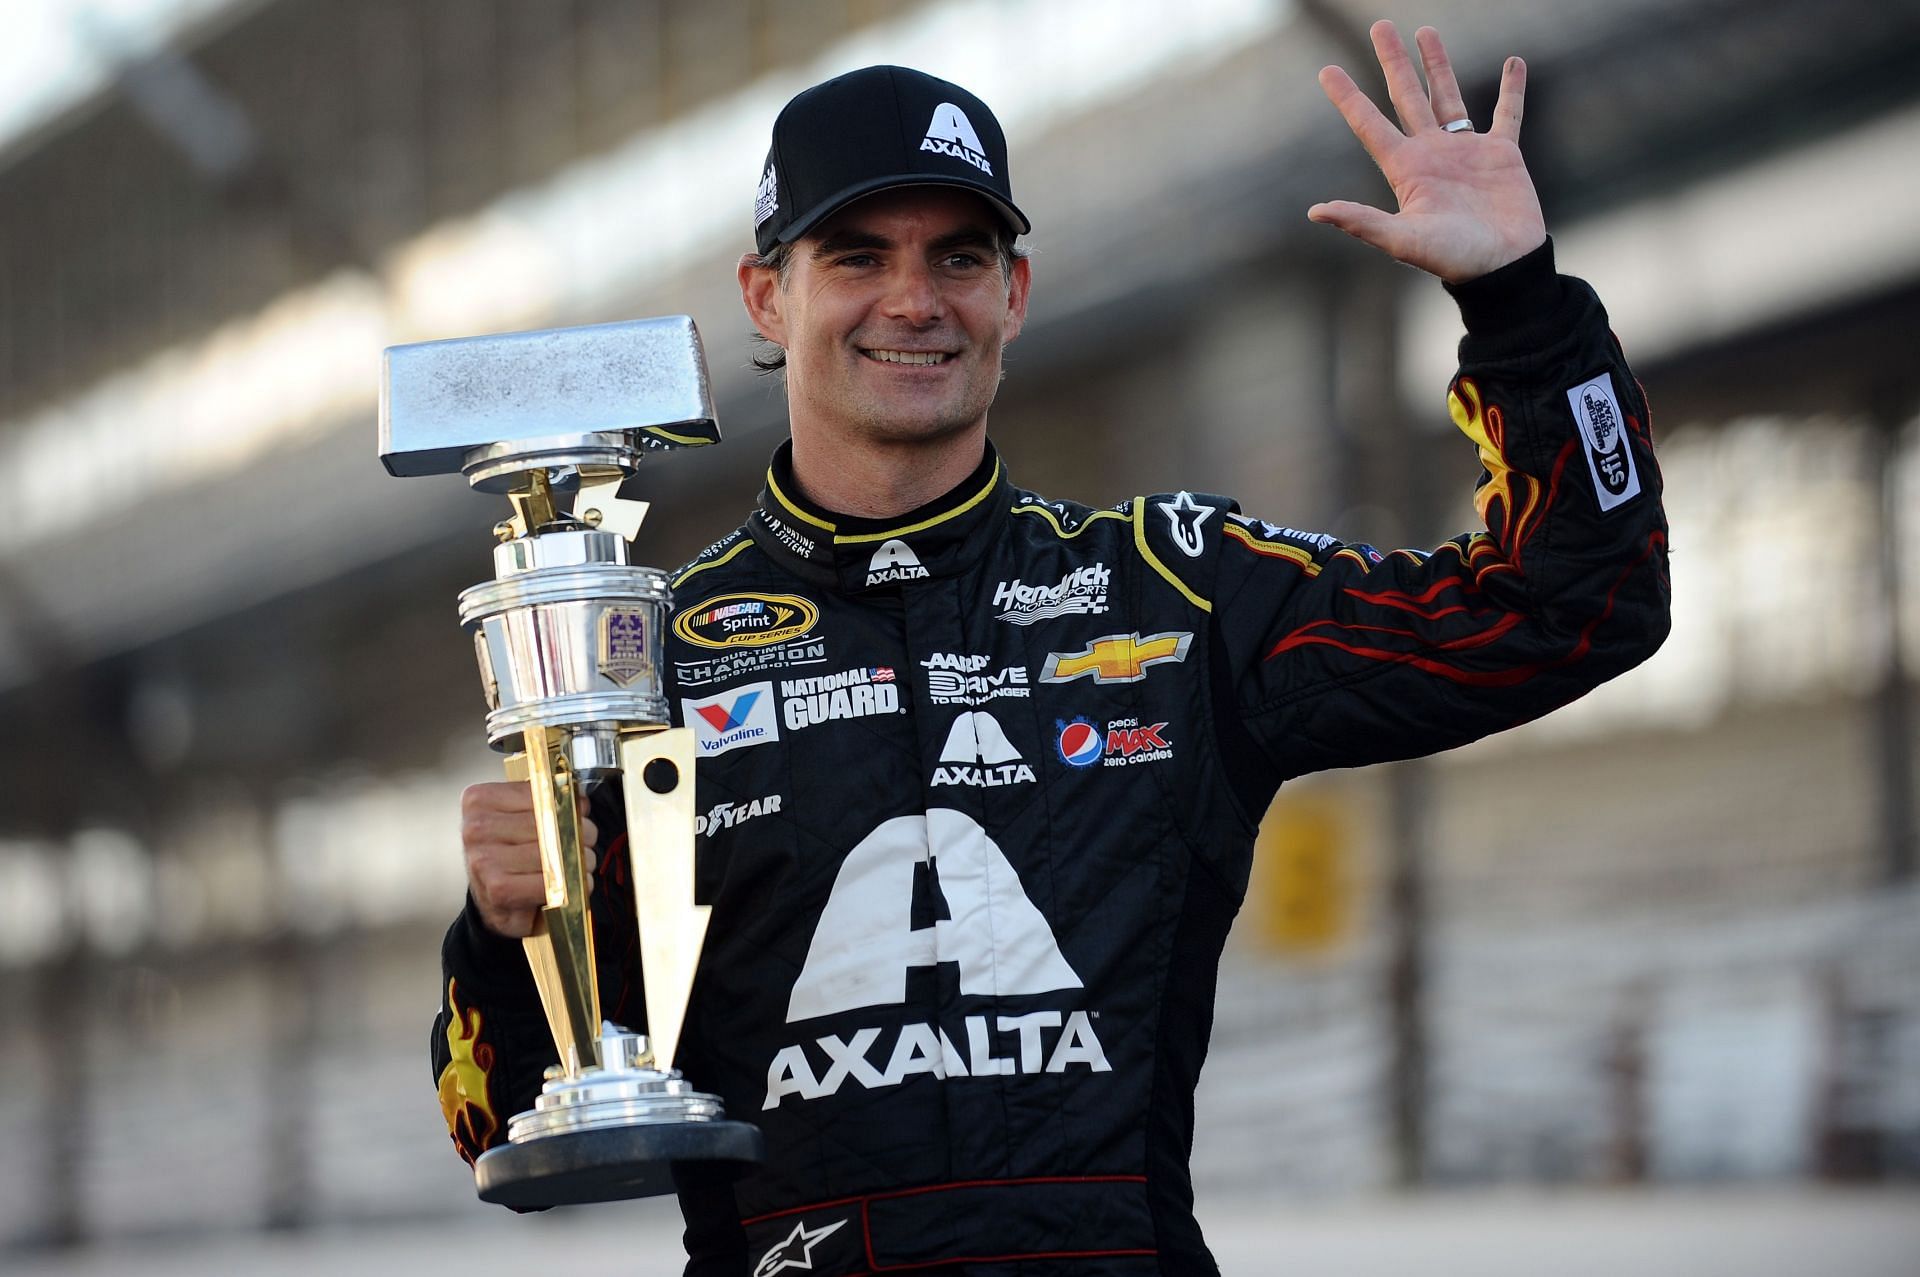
{"left": 1, "top": 0, "right": 1918, "bottom": 1270}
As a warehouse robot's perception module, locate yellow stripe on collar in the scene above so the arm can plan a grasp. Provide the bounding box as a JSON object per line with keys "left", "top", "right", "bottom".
{"left": 765, "top": 469, "right": 837, "bottom": 531}
{"left": 832, "top": 459, "right": 1003, "bottom": 545}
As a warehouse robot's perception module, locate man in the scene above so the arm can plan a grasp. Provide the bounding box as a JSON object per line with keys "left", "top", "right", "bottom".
{"left": 435, "top": 23, "right": 1669, "bottom": 1276}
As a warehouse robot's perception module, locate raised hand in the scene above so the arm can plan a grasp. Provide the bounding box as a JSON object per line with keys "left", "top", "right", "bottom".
{"left": 1308, "top": 21, "right": 1546, "bottom": 284}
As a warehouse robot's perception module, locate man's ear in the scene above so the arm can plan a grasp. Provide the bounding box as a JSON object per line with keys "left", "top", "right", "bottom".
{"left": 1002, "top": 254, "right": 1033, "bottom": 345}
{"left": 738, "top": 254, "right": 786, "bottom": 348}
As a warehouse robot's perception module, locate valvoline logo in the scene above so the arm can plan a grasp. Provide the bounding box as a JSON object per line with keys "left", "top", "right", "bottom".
{"left": 682, "top": 680, "right": 780, "bottom": 757}
{"left": 1056, "top": 717, "right": 1104, "bottom": 768}
{"left": 695, "top": 689, "right": 762, "bottom": 733}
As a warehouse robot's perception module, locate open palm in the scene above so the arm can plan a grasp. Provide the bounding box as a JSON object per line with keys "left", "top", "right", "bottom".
{"left": 1309, "top": 22, "right": 1546, "bottom": 284}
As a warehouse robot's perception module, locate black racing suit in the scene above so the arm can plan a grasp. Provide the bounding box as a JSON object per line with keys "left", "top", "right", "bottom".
{"left": 432, "top": 242, "right": 1670, "bottom": 1275}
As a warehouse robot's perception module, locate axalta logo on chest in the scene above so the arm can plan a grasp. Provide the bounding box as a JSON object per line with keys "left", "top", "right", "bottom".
{"left": 866, "top": 538, "right": 930, "bottom": 586}
{"left": 764, "top": 1010, "right": 1109, "bottom": 1108}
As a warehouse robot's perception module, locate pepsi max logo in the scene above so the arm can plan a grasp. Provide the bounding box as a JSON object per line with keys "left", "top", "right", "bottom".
{"left": 1055, "top": 716, "right": 1175, "bottom": 769}
{"left": 1056, "top": 717, "right": 1104, "bottom": 767}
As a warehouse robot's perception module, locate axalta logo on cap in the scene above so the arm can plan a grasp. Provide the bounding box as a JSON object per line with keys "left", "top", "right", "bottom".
{"left": 920, "top": 103, "right": 992, "bottom": 174}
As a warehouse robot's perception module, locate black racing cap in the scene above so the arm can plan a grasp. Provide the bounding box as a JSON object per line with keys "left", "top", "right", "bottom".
{"left": 754, "top": 65, "right": 1031, "bottom": 255}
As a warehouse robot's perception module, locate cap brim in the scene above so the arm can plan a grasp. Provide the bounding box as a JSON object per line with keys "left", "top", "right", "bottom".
{"left": 773, "top": 174, "right": 1031, "bottom": 246}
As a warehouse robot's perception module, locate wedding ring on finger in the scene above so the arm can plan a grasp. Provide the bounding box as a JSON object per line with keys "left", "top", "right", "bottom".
{"left": 1441, "top": 117, "right": 1474, "bottom": 133}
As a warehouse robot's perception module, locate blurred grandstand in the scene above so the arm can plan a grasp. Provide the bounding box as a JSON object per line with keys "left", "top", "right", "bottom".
{"left": 0, "top": 0, "right": 1917, "bottom": 1269}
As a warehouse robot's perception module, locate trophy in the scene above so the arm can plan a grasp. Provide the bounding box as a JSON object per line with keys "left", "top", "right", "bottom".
{"left": 379, "top": 316, "right": 764, "bottom": 1206}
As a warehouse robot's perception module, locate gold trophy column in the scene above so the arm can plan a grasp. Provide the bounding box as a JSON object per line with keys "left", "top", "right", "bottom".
{"left": 618, "top": 726, "right": 706, "bottom": 1073}
{"left": 509, "top": 727, "right": 602, "bottom": 1076}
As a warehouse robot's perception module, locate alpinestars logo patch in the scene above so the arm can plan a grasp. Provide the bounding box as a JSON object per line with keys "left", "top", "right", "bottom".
{"left": 920, "top": 103, "right": 992, "bottom": 174}
{"left": 754, "top": 1217, "right": 846, "bottom": 1277}
{"left": 1157, "top": 491, "right": 1212, "bottom": 557}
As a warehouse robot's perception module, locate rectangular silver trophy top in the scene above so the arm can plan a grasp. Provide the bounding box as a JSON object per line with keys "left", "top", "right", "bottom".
{"left": 379, "top": 315, "right": 720, "bottom": 479}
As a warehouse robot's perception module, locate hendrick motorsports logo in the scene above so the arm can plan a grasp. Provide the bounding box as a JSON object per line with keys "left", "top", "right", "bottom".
{"left": 674, "top": 593, "right": 820, "bottom": 650}
{"left": 992, "top": 562, "right": 1110, "bottom": 625}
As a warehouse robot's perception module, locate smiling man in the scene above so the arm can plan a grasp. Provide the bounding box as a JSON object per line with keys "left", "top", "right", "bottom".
{"left": 435, "top": 32, "right": 1671, "bottom": 1277}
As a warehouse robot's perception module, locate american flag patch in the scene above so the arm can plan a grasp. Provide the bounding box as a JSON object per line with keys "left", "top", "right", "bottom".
{"left": 869, "top": 667, "right": 896, "bottom": 682}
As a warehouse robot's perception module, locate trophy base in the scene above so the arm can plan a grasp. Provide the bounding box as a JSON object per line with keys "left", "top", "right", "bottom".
{"left": 474, "top": 1118, "right": 766, "bottom": 1207}
{"left": 474, "top": 1024, "right": 764, "bottom": 1208}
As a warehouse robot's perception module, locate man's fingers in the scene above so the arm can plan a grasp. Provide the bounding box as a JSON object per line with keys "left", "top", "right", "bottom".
{"left": 469, "top": 863, "right": 547, "bottom": 937}
{"left": 1416, "top": 27, "right": 1470, "bottom": 129}
{"left": 1316, "top": 65, "right": 1403, "bottom": 165}
{"left": 1306, "top": 200, "right": 1401, "bottom": 254}
{"left": 1369, "top": 19, "right": 1436, "bottom": 134}
{"left": 1489, "top": 56, "right": 1526, "bottom": 142}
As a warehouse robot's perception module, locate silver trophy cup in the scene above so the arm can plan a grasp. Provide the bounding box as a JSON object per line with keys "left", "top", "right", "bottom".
{"left": 381, "top": 316, "right": 763, "bottom": 1206}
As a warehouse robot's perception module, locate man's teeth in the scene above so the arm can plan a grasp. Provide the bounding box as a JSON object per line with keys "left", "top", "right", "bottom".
{"left": 863, "top": 349, "right": 949, "bottom": 365}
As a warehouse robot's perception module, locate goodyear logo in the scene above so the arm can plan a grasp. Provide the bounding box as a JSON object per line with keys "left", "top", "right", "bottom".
{"left": 674, "top": 593, "right": 820, "bottom": 650}
{"left": 1039, "top": 631, "right": 1193, "bottom": 685}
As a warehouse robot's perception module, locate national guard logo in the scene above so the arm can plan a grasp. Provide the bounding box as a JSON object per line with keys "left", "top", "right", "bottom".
{"left": 674, "top": 592, "right": 821, "bottom": 650}
{"left": 598, "top": 607, "right": 653, "bottom": 687}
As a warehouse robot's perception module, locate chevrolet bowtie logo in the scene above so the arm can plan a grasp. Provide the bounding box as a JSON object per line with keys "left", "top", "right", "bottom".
{"left": 1038, "top": 631, "right": 1194, "bottom": 684}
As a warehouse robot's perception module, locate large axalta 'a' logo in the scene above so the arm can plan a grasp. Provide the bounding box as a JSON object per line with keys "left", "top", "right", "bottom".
{"left": 767, "top": 809, "right": 1108, "bottom": 1108}
{"left": 674, "top": 592, "right": 820, "bottom": 649}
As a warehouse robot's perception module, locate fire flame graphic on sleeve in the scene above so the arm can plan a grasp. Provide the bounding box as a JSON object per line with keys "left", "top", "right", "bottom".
{"left": 1449, "top": 376, "right": 1543, "bottom": 552}
{"left": 437, "top": 977, "right": 501, "bottom": 1165}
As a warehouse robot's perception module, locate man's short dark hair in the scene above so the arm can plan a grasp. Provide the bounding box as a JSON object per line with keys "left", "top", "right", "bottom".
{"left": 746, "top": 234, "right": 1030, "bottom": 374}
